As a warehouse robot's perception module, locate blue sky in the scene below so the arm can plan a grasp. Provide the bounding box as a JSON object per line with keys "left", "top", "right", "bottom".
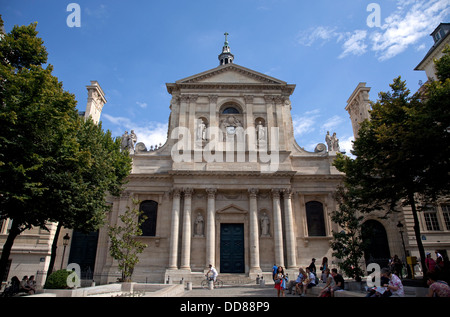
{"left": 1, "top": 0, "right": 449, "bottom": 152}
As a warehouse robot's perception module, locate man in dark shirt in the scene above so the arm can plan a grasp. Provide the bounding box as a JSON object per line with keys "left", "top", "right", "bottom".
{"left": 330, "top": 268, "right": 345, "bottom": 297}
{"left": 308, "top": 258, "right": 316, "bottom": 275}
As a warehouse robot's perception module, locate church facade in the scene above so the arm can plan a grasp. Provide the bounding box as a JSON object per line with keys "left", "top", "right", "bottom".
{"left": 93, "top": 39, "right": 345, "bottom": 283}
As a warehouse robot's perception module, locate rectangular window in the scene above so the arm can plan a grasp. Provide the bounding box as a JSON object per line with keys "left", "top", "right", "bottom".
{"left": 442, "top": 204, "right": 450, "bottom": 230}
{"left": 306, "top": 201, "right": 326, "bottom": 236}
{"left": 424, "top": 206, "right": 440, "bottom": 231}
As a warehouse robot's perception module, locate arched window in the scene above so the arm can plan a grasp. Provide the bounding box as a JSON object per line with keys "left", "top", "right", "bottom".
{"left": 222, "top": 107, "right": 240, "bottom": 114}
{"left": 306, "top": 201, "right": 326, "bottom": 236}
{"left": 139, "top": 200, "right": 158, "bottom": 236}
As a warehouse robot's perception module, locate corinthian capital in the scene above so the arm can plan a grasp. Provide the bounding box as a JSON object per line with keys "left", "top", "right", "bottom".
{"left": 183, "top": 188, "right": 194, "bottom": 198}
{"left": 282, "top": 188, "right": 293, "bottom": 199}
{"left": 248, "top": 188, "right": 259, "bottom": 198}
{"left": 206, "top": 188, "right": 217, "bottom": 198}
{"left": 271, "top": 188, "right": 281, "bottom": 199}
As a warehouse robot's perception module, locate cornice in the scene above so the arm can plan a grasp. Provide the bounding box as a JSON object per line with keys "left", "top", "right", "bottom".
{"left": 168, "top": 170, "right": 297, "bottom": 177}
{"left": 167, "top": 82, "right": 296, "bottom": 95}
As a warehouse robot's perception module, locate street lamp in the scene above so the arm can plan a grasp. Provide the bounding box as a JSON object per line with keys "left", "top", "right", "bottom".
{"left": 60, "top": 233, "right": 71, "bottom": 270}
{"left": 396, "top": 221, "right": 411, "bottom": 278}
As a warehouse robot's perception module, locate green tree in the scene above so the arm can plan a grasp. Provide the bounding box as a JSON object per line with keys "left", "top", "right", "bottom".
{"left": 0, "top": 17, "right": 132, "bottom": 281}
{"left": 108, "top": 199, "right": 147, "bottom": 282}
{"left": 45, "top": 118, "right": 132, "bottom": 278}
{"left": 0, "top": 19, "right": 77, "bottom": 280}
{"left": 333, "top": 47, "right": 450, "bottom": 277}
{"left": 330, "top": 184, "right": 368, "bottom": 281}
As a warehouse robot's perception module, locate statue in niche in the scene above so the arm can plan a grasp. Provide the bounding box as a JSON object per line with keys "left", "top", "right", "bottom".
{"left": 197, "top": 119, "right": 207, "bottom": 141}
{"left": 194, "top": 213, "right": 204, "bottom": 237}
{"left": 256, "top": 121, "right": 266, "bottom": 144}
{"left": 260, "top": 212, "right": 270, "bottom": 237}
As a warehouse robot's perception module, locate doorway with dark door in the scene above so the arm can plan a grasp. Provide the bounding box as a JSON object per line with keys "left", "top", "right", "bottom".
{"left": 68, "top": 231, "right": 99, "bottom": 280}
{"left": 220, "top": 223, "right": 245, "bottom": 273}
{"left": 362, "top": 220, "right": 391, "bottom": 268}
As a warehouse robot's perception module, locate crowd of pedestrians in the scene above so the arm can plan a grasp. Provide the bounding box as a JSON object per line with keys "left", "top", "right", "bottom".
{"left": 1, "top": 275, "right": 36, "bottom": 297}
{"left": 273, "top": 257, "right": 346, "bottom": 297}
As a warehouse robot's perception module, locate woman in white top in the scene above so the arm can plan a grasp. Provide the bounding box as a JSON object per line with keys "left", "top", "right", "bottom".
{"left": 381, "top": 267, "right": 404, "bottom": 297}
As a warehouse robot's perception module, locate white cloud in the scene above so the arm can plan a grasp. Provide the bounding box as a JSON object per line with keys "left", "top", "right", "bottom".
{"left": 297, "top": 0, "right": 450, "bottom": 60}
{"left": 322, "top": 115, "right": 345, "bottom": 133}
{"left": 338, "top": 30, "right": 368, "bottom": 59}
{"left": 371, "top": 0, "right": 450, "bottom": 61}
{"left": 136, "top": 101, "right": 148, "bottom": 109}
{"left": 292, "top": 109, "right": 320, "bottom": 136}
{"left": 339, "top": 135, "right": 355, "bottom": 156}
{"left": 102, "top": 113, "right": 168, "bottom": 149}
{"left": 297, "top": 26, "right": 339, "bottom": 47}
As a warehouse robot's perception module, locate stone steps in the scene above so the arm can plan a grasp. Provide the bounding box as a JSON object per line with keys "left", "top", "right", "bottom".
{"left": 185, "top": 272, "right": 271, "bottom": 286}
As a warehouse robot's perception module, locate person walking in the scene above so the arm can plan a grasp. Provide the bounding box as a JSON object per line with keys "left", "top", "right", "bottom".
{"left": 274, "top": 266, "right": 287, "bottom": 297}
{"left": 320, "top": 257, "right": 328, "bottom": 282}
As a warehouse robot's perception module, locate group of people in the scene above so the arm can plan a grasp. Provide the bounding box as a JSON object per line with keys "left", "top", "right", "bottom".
{"left": 425, "top": 251, "right": 449, "bottom": 282}
{"left": 1, "top": 275, "right": 36, "bottom": 297}
{"left": 425, "top": 251, "right": 450, "bottom": 297}
{"left": 272, "top": 257, "right": 345, "bottom": 297}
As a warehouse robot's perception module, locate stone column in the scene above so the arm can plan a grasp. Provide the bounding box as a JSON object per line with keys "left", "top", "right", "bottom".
{"left": 275, "top": 96, "right": 286, "bottom": 151}
{"left": 208, "top": 95, "right": 218, "bottom": 130}
{"left": 248, "top": 188, "right": 261, "bottom": 273}
{"left": 272, "top": 189, "right": 284, "bottom": 267}
{"left": 265, "top": 96, "right": 274, "bottom": 149}
{"left": 180, "top": 188, "right": 193, "bottom": 270}
{"left": 179, "top": 95, "right": 189, "bottom": 129}
{"left": 208, "top": 95, "right": 219, "bottom": 152}
{"left": 244, "top": 95, "right": 255, "bottom": 152}
{"left": 188, "top": 95, "right": 198, "bottom": 145}
{"left": 168, "top": 189, "right": 181, "bottom": 269}
{"left": 206, "top": 188, "right": 217, "bottom": 268}
{"left": 283, "top": 189, "right": 297, "bottom": 268}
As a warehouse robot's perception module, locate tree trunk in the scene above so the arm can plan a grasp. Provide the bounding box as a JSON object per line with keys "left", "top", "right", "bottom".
{"left": 45, "top": 222, "right": 62, "bottom": 285}
{"left": 0, "top": 223, "right": 21, "bottom": 282}
{"left": 408, "top": 190, "right": 427, "bottom": 279}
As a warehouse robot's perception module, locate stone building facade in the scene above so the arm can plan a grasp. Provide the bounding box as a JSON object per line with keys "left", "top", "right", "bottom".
{"left": 94, "top": 41, "right": 344, "bottom": 283}
{"left": 2, "top": 30, "right": 449, "bottom": 287}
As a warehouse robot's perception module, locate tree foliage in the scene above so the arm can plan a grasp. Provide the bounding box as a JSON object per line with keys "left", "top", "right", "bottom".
{"left": 333, "top": 46, "right": 450, "bottom": 277}
{"left": 330, "top": 184, "right": 368, "bottom": 281}
{"left": 108, "top": 199, "right": 147, "bottom": 282}
{"left": 0, "top": 16, "right": 132, "bottom": 280}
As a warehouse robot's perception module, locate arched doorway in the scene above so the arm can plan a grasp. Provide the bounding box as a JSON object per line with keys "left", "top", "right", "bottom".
{"left": 361, "top": 220, "right": 391, "bottom": 268}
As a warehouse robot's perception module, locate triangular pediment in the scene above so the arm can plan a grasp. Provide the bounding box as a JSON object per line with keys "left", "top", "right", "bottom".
{"left": 216, "top": 204, "right": 247, "bottom": 214}
{"left": 176, "top": 63, "right": 286, "bottom": 85}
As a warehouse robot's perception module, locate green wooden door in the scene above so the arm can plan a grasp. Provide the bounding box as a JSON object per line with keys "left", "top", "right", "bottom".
{"left": 220, "top": 224, "right": 245, "bottom": 273}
